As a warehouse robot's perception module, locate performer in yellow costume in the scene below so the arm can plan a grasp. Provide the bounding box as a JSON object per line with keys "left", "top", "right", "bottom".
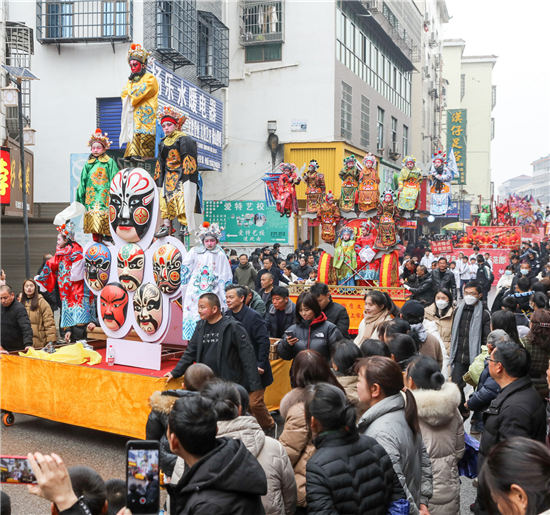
{"left": 120, "top": 43, "right": 159, "bottom": 160}
{"left": 397, "top": 155, "right": 423, "bottom": 216}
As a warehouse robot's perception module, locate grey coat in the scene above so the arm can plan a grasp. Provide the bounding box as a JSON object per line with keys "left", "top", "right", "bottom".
{"left": 358, "top": 393, "right": 433, "bottom": 515}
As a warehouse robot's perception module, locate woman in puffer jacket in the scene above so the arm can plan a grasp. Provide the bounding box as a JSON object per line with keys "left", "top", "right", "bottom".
{"left": 21, "top": 278, "right": 56, "bottom": 349}
{"left": 406, "top": 356, "right": 464, "bottom": 515}
{"left": 201, "top": 380, "right": 297, "bottom": 515}
{"left": 279, "top": 350, "right": 345, "bottom": 511}
{"left": 277, "top": 292, "right": 343, "bottom": 362}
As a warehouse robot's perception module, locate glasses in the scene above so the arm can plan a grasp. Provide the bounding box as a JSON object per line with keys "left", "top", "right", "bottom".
{"left": 487, "top": 358, "right": 500, "bottom": 364}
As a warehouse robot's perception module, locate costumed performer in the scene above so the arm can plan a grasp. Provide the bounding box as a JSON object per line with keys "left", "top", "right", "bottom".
{"left": 397, "top": 155, "right": 422, "bottom": 216}
{"left": 36, "top": 223, "right": 92, "bottom": 342}
{"left": 302, "top": 159, "right": 325, "bottom": 218}
{"left": 354, "top": 220, "right": 379, "bottom": 285}
{"left": 338, "top": 155, "right": 359, "bottom": 218}
{"left": 429, "top": 150, "right": 453, "bottom": 216}
{"left": 357, "top": 153, "right": 380, "bottom": 217}
{"left": 120, "top": 43, "right": 159, "bottom": 160}
{"left": 374, "top": 190, "right": 400, "bottom": 251}
{"left": 318, "top": 191, "right": 341, "bottom": 244}
{"left": 275, "top": 162, "right": 301, "bottom": 217}
{"left": 181, "top": 222, "right": 233, "bottom": 340}
{"left": 75, "top": 128, "right": 119, "bottom": 241}
{"left": 154, "top": 105, "right": 200, "bottom": 238}
{"left": 473, "top": 205, "right": 492, "bottom": 226}
{"left": 333, "top": 226, "right": 357, "bottom": 285}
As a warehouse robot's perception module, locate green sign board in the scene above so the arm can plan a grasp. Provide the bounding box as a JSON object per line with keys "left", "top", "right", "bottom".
{"left": 446, "top": 109, "right": 467, "bottom": 184}
{"left": 203, "top": 200, "right": 289, "bottom": 244}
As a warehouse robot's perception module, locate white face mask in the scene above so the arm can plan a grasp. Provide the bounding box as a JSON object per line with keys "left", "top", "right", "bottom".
{"left": 520, "top": 269, "right": 529, "bottom": 275}
{"left": 464, "top": 295, "right": 478, "bottom": 305}
{"left": 435, "top": 299, "right": 449, "bottom": 310}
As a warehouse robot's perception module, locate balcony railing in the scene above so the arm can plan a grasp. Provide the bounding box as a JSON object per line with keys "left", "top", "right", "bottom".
{"left": 36, "top": 0, "right": 132, "bottom": 44}
{"left": 240, "top": 0, "right": 284, "bottom": 46}
{"left": 197, "top": 11, "right": 229, "bottom": 91}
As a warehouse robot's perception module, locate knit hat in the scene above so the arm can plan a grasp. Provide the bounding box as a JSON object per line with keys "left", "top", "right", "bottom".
{"left": 400, "top": 300, "right": 425, "bottom": 320}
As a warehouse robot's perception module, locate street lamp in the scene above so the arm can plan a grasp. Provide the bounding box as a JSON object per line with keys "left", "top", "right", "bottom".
{"left": 1, "top": 64, "right": 39, "bottom": 279}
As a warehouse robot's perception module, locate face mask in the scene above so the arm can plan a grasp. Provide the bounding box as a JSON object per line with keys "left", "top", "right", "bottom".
{"left": 464, "top": 295, "right": 478, "bottom": 306}
{"left": 435, "top": 299, "right": 449, "bottom": 310}
{"left": 505, "top": 270, "right": 512, "bottom": 276}
{"left": 520, "top": 269, "right": 529, "bottom": 275}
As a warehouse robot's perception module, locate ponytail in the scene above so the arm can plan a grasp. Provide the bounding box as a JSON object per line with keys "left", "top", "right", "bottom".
{"left": 382, "top": 291, "right": 400, "bottom": 318}
{"left": 403, "top": 389, "right": 420, "bottom": 436}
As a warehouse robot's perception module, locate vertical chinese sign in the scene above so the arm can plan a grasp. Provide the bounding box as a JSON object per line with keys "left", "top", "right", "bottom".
{"left": 447, "top": 109, "right": 467, "bottom": 184}
{"left": 0, "top": 147, "right": 11, "bottom": 205}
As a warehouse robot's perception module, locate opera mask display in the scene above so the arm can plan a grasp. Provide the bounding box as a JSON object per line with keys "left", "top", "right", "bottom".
{"left": 133, "top": 283, "right": 163, "bottom": 335}
{"left": 117, "top": 243, "right": 145, "bottom": 292}
{"left": 152, "top": 244, "right": 182, "bottom": 294}
{"left": 84, "top": 243, "right": 111, "bottom": 291}
{"left": 99, "top": 283, "right": 129, "bottom": 331}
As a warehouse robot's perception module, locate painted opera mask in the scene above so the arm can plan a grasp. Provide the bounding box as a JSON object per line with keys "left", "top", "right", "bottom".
{"left": 99, "top": 283, "right": 129, "bottom": 331}
{"left": 84, "top": 243, "right": 111, "bottom": 291}
{"left": 109, "top": 168, "right": 155, "bottom": 243}
{"left": 117, "top": 243, "right": 145, "bottom": 292}
{"left": 134, "top": 283, "right": 163, "bottom": 335}
{"left": 152, "top": 244, "right": 183, "bottom": 294}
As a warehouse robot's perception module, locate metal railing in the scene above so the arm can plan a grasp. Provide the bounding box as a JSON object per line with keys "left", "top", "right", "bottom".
{"left": 197, "top": 11, "right": 229, "bottom": 91}
{"left": 240, "top": 0, "right": 284, "bottom": 46}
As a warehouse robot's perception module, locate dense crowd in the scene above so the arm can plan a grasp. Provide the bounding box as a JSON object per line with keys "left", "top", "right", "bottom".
{"left": 1, "top": 237, "right": 550, "bottom": 515}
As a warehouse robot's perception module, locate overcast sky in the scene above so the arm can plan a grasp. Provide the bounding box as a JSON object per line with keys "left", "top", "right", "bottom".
{"left": 442, "top": 0, "right": 550, "bottom": 188}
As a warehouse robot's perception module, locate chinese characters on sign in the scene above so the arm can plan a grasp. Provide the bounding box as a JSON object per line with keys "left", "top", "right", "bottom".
{"left": 446, "top": 109, "right": 467, "bottom": 185}
{"left": 204, "top": 200, "right": 290, "bottom": 244}
{"left": 0, "top": 147, "right": 11, "bottom": 205}
{"left": 148, "top": 59, "right": 224, "bottom": 172}
{"left": 430, "top": 239, "right": 454, "bottom": 255}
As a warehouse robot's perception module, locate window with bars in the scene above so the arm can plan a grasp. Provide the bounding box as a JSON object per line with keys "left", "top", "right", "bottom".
{"left": 341, "top": 82, "right": 353, "bottom": 141}
{"left": 240, "top": 1, "right": 283, "bottom": 45}
{"left": 197, "top": 11, "right": 229, "bottom": 91}
{"left": 102, "top": 1, "right": 128, "bottom": 37}
{"left": 391, "top": 117, "right": 397, "bottom": 152}
{"left": 402, "top": 125, "right": 408, "bottom": 155}
{"left": 360, "top": 95, "right": 370, "bottom": 148}
{"left": 377, "top": 107, "right": 384, "bottom": 149}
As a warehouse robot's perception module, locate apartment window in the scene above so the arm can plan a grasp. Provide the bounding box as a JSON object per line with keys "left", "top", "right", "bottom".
{"left": 245, "top": 43, "right": 281, "bottom": 62}
{"left": 391, "top": 117, "right": 397, "bottom": 152}
{"left": 377, "top": 107, "right": 384, "bottom": 149}
{"left": 341, "top": 82, "right": 353, "bottom": 141}
{"left": 240, "top": 1, "right": 283, "bottom": 45}
{"left": 382, "top": 2, "right": 398, "bottom": 29}
{"left": 102, "top": 1, "right": 128, "bottom": 37}
{"left": 460, "top": 73, "right": 465, "bottom": 100}
{"left": 360, "top": 95, "right": 370, "bottom": 148}
{"left": 491, "top": 118, "right": 495, "bottom": 140}
{"left": 402, "top": 125, "right": 409, "bottom": 155}
{"left": 492, "top": 85, "right": 497, "bottom": 109}
{"left": 45, "top": 1, "right": 73, "bottom": 39}
{"left": 197, "top": 11, "right": 229, "bottom": 90}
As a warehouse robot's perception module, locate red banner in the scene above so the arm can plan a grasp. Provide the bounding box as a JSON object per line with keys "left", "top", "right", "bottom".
{"left": 0, "top": 147, "right": 11, "bottom": 205}
{"left": 447, "top": 247, "right": 510, "bottom": 285}
{"left": 522, "top": 226, "right": 546, "bottom": 243}
{"left": 430, "top": 239, "right": 454, "bottom": 254}
{"left": 463, "top": 226, "right": 521, "bottom": 249}
{"left": 399, "top": 220, "right": 417, "bottom": 229}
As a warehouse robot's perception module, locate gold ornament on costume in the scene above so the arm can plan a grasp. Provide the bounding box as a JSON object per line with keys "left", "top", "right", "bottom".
{"left": 127, "top": 43, "right": 150, "bottom": 64}
{"left": 88, "top": 128, "right": 112, "bottom": 150}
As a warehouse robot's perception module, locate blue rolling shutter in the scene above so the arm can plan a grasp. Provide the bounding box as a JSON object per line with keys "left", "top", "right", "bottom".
{"left": 97, "top": 97, "right": 124, "bottom": 150}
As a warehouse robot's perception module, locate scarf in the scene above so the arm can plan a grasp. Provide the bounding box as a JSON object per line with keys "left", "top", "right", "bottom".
{"left": 410, "top": 322, "right": 427, "bottom": 343}
{"left": 450, "top": 300, "right": 484, "bottom": 363}
{"left": 354, "top": 308, "right": 390, "bottom": 345}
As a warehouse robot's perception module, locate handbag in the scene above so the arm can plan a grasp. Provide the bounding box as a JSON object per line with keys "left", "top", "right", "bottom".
{"left": 387, "top": 499, "right": 410, "bottom": 514}
{"left": 458, "top": 432, "right": 480, "bottom": 478}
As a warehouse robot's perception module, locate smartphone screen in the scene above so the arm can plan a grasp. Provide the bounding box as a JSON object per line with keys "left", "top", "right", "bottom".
{"left": 126, "top": 441, "right": 160, "bottom": 515}
{"left": 0, "top": 456, "right": 37, "bottom": 484}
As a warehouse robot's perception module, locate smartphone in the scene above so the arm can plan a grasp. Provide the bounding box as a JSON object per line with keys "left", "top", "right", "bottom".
{"left": 126, "top": 440, "right": 160, "bottom": 515}
{"left": 285, "top": 330, "right": 295, "bottom": 339}
{"left": 0, "top": 456, "right": 37, "bottom": 484}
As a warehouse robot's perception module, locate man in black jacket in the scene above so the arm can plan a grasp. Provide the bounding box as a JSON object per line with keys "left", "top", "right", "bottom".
{"left": 404, "top": 265, "right": 435, "bottom": 306}
{"left": 164, "top": 293, "right": 262, "bottom": 394}
{"left": 310, "top": 282, "right": 350, "bottom": 338}
{"left": 430, "top": 257, "right": 457, "bottom": 300}
{"left": 255, "top": 256, "right": 280, "bottom": 292}
{"left": 0, "top": 285, "right": 33, "bottom": 352}
{"left": 166, "top": 395, "right": 267, "bottom": 514}
{"left": 226, "top": 285, "right": 274, "bottom": 433}
{"left": 265, "top": 286, "right": 296, "bottom": 338}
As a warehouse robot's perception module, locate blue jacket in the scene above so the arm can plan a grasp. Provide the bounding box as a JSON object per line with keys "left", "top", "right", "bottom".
{"left": 467, "top": 362, "right": 500, "bottom": 412}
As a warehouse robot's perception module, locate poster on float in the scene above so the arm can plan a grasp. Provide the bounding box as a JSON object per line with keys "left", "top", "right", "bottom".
{"left": 464, "top": 226, "right": 521, "bottom": 249}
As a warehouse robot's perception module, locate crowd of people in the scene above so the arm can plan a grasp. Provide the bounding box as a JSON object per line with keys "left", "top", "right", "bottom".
{"left": 2, "top": 237, "right": 550, "bottom": 514}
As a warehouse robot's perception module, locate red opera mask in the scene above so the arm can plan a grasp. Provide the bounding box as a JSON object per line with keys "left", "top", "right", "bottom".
{"left": 117, "top": 243, "right": 145, "bottom": 292}
{"left": 129, "top": 59, "right": 142, "bottom": 74}
{"left": 100, "top": 283, "right": 129, "bottom": 331}
{"left": 153, "top": 244, "right": 183, "bottom": 294}
{"left": 134, "top": 283, "right": 163, "bottom": 334}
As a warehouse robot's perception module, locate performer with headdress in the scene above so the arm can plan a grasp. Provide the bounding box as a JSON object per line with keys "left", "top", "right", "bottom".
{"left": 374, "top": 190, "right": 400, "bottom": 251}
{"left": 338, "top": 155, "right": 359, "bottom": 218}
{"left": 357, "top": 153, "right": 380, "bottom": 217}
{"left": 302, "top": 160, "right": 325, "bottom": 218}
{"left": 318, "top": 191, "right": 341, "bottom": 244}
{"left": 429, "top": 150, "right": 453, "bottom": 216}
{"left": 275, "top": 163, "right": 301, "bottom": 217}
{"left": 333, "top": 226, "right": 357, "bottom": 285}
{"left": 75, "top": 129, "right": 119, "bottom": 241}
{"left": 180, "top": 222, "right": 233, "bottom": 339}
{"left": 354, "top": 220, "right": 379, "bottom": 285}
{"left": 120, "top": 43, "right": 159, "bottom": 160}
{"left": 154, "top": 105, "right": 200, "bottom": 238}
{"left": 36, "top": 223, "right": 92, "bottom": 341}
{"left": 397, "top": 155, "right": 422, "bottom": 216}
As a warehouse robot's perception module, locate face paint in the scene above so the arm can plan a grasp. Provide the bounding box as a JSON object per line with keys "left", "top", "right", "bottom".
{"left": 117, "top": 243, "right": 145, "bottom": 292}
{"left": 109, "top": 169, "right": 155, "bottom": 243}
{"left": 85, "top": 243, "right": 112, "bottom": 291}
{"left": 100, "top": 283, "right": 129, "bottom": 331}
{"left": 134, "top": 283, "right": 163, "bottom": 334}
{"left": 152, "top": 244, "right": 183, "bottom": 294}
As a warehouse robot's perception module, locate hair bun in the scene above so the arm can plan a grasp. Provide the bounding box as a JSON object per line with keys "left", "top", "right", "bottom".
{"left": 430, "top": 371, "right": 445, "bottom": 389}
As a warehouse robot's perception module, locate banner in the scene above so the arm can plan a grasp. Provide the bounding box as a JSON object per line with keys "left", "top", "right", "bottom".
{"left": 203, "top": 200, "right": 289, "bottom": 244}
{"left": 2, "top": 138, "right": 34, "bottom": 217}
{"left": 399, "top": 220, "right": 417, "bottom": 229}
{"left": 0, "top": 147, "right": 11, "bottom": 205}
{"left": 522, "top": 226, "right": 546, "bottom": 243}
{"left": 451, "top": 248, "right": 509, "bottom": 285}
{"left": 464, "top": 226, "right": 521, "bottom": 249}
{"left": 447, "top": 109, "right": 466, "bottom": 184}
{"left": 431, "top": 239, "right": 454, "bottom": 254}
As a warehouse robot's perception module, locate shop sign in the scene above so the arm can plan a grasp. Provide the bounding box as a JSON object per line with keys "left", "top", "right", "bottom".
{"left": 0, "top": 147, "right": 11, "bottom": 205}
{"left": 446, "top": 109, "right": 466, "bottom": 184}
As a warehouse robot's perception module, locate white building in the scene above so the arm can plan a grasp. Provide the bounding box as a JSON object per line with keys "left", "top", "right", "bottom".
{"left": 499, "top": 174, "right": 533, "bottom": 200}
{"left": 530, "top": 155, "right": 550, "bottom": 208}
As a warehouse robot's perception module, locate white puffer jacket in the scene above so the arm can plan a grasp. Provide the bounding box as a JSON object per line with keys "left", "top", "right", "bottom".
{"left": 412, "top": 382, "right": 465, "bottom": 515}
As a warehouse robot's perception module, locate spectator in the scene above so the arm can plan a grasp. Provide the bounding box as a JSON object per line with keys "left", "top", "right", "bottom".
{"left": 530, "top": 290, "right": 549, "bottom": 311}
{"left": 255, "top": 256, "right": 280, "bottom": 291}
{"left": 330, "top": 339, "right": 363, "bottom": 414}
{"left": 360, "top": 338, "right": 391, "bottom": 358}
{"left": 449, "top": 281, "right": 491, "bottom": 414}
{"left": 354, "top": 290, "right": 398, "bottom": 344}
{"left": 500, "top": 295, "right": 530, "bottom": 337}
{"left": 294, "top": 256, "right": 312, "bottom": 280}
{"left": 420, "top": 249, "right": 435, "bottom": 269}
{"left": 424, "top": 288, "right": 455, "bottom": 357}
{"left": 522, "top": 308, "right": 550, "bottom": 400}
{"left": 513, "top": 260, "right": 538, "bottom": 289}
{"left": 505, "top": 276, "right": 533, "bottom": 316}
{"left": 266, "top": 286, "right": 296, "bottom": 339}
{"left": 233, "top": 254, "right": 257, "bottom": 290}
{"left": 166, "top": 395, "right": 267, "bottom": 513}
{"left": 309, "top": 282, "right": 350, "bottom": 338}
{"left": 458, "top": 255, "right": 472, "bottom": 296}
{"left": 306, "top": 254, "right": 316, "bottom": 268}
{"left": 383, "top": 318, "right": 411, "bottom": 342}
{"left": 357, "top": 356, "right": 433, "bottom": 515}
{"left": 305, "top": 382, "right": 406, "bottom": 513}
{"left": 226, "top": 285, "right": 275, "bottom": 434}
{"left": 281, "top": 265, "right": 300, "bottom": 284}
{"left": 475, "top": 255, "right": 493, "bottom": 302}
{"left": 20, "top": 278, "right": 57, "bottom": 349}
{"left": 400, "top": 300, "right": 443, "bottom": 369}
{"left": 490, "top": 309, "right": 520, "bottom": 344}
{"left": 404, "top": 265, "right": 435, "bottom": 306}
{"left": 405, "top": 356, "right": 464, "bottom": 515}
{"left": 478, "top": 437, "right": 550, "bottom": 515}
{"left": 105, "top": 479, "right": 125, "bottom": 515}
{"left": 0, "top": 284, "right": 33, "bottom": 352}
{"left": 449, "top": 261, "right": 461, "bottom": 292}
{"left": 259, "top": 272, "right": 275, "bottom": 311}
{"left": 278, "top": 349, "right": 344, "bottom": 509}
{"left": 201, "top": 380, "right": 296, "bottom": 515}
{"left": 401, "top": 258, "right": 418, "bottom": 282}
{"left": 387, "top": 333, "right": 418, "bottom": 371}
{"left": 244, "top": 285, "right": 267, "bottom": 317}
{"left": 304, "top": 268, "right": 318, "bottom": 285}
{"left": 0, "top": 268, "right": 5, "bottom": 287}
{"left": 277, "top": 292, "right": 343, "bottom": 362}
{"left": 483, "top": 252, "right": 493, "bottom": 270}
{"left": 431, "top": 258, "right": 457, "bottom": 301}
{"left": 491, "top": 265, "right": 515, "bottom": 313}
{"left": 0, "top": 491, "right": 10, "bottom": 515}
{"left": 164, "top": 293, "right": 262, "bottom": 394}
